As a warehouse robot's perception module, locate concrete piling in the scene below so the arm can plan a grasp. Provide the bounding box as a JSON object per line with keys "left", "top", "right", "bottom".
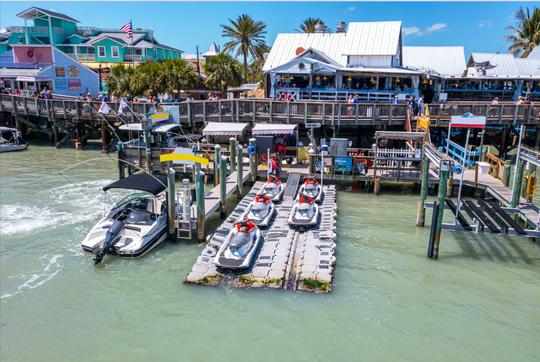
{"left": 195, "top": 163, "right": 205, "bottom": 243}
{"left": 219, "top": 156, "right": 227, "bottom": 218}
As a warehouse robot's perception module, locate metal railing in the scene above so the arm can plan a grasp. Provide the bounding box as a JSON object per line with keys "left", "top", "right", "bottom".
{"left": 124, "top": 54, "right": 143, "bottom": 61}
{"left": 8, "top": 26, "right": 64, "bottom": 36}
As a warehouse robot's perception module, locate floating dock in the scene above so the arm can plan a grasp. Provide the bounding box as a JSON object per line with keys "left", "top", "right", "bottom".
{"left": 185, "top": 174, "right": 338, "bottom": 293}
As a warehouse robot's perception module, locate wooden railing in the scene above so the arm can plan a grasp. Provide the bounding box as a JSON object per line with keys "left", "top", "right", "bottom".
{"left": 2, "top": 94, "right": 540, "bottom": 126}
{"left": 485, "top": 152, "right": 506, "bottom": 182}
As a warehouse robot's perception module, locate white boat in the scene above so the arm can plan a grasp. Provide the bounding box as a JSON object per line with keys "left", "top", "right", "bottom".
{"left": 0, "top": 127, "right": 28, "bottom": 153}
{"left": 257, "top": 175, "right": 284, "bottom": 202}
{"left": 239, "top": 194, "right": 275, "bottom": 227}
{"left": 81, "top": 173, "right": 169, "bottom": 265}
{"left": 297, "top": 176, "right": 323, "bottom": 203}
{"left": 287, "top": 195, "right": 320, "bottom": 230}
{"left": 214, "top": 220, "right": 263, "bottom": 269}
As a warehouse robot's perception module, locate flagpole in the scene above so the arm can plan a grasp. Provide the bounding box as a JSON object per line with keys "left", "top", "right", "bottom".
{"left": 131, "top": 20, "right": 134, "bottom": 69}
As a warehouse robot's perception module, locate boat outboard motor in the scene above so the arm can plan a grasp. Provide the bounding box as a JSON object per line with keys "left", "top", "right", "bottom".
{"left": 94, "top": 218, "right": 125, "bottom": 265}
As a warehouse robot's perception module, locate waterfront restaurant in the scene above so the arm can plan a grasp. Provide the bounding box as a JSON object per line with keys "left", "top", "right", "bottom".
{"left": 263, "top": 21, "right": 540, "bottom": 102}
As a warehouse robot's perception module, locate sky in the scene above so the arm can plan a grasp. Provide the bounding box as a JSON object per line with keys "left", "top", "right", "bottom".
{"left": 0, "top": 1, "right": 537, "bottom": 58}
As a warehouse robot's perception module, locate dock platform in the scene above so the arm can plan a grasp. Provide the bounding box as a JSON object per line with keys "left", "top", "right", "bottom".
{"left": 185, "top": 178, "right": 338, "bottom": 293}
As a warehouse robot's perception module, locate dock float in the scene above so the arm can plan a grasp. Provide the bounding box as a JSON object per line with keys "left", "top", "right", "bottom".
{"left": 185, "top": 177, "right": 338, "bottom": 293}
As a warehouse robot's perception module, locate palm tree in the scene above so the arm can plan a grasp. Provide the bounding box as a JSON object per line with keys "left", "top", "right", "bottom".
{"left": 221, "top": 14, "right": 267, "bottom": 80}
{"left": 158, "top": 59, "right": 198, "bottom": 95}
{"left": 204, "top": 53, "right": 243, "bottom": 93}
{"left": 130, "top": 61, "right": 164, "bottom": 96}
{"left": 297, "top": 17, "right": 331, "bottom": 33}
{"left": 506, "top": 6, "right": 540, "bottom": 57}
{"left": 105, "top": 64, "right": 134, "bottom": 96}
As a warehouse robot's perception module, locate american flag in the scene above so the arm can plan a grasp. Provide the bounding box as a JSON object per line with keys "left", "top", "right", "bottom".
{"left": 120, "top": 21, "right": 133, "bottom": 39}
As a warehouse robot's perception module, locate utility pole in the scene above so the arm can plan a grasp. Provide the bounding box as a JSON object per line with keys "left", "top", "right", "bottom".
{"left": 195, "top": 45, "right": 201, "bottom": 81}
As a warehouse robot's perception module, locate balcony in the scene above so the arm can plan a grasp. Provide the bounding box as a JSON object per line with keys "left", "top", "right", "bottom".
{"left": 8, "top": 26, "right": 64, "bottom": 37}
{"left": 124, "top": 54, "right": 144, "bottom": 62}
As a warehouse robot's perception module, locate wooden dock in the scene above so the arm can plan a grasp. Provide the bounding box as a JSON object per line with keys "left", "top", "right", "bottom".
{"left": 459, "top": 169, "right": 539, "bottom": 227}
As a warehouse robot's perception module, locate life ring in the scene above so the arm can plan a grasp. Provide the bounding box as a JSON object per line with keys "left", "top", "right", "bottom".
{"left": 27, "top": 49, "right": 34, "bottom": 58}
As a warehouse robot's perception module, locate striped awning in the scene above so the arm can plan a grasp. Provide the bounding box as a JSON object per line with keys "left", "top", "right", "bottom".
{"left": 202, "top": 122, "right": 249, "bottom": 136}
{"left": 252, "top": 123, "right": 297, "bottom": 136}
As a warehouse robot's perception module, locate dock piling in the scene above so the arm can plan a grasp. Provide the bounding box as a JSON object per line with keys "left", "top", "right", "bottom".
{"left": 195, "top": 163, "right": 205, "bottom": 242}
{"left": 167, "top": 168, "right": 177, "bottom": 241}
{"left": 219, "top": 156, "right": 227, "bottom": 218}
{"left": 416, "top": 156, "right": 429, "bottom": 227}
{"left": 214, "top": 144, "right": 221, "bottom": 186}
{"left": 143, "top": 118, "right": 152, "bottom": 172}
{"left": 248, "top": 138, "right": 257, "bottom": 182}
{"left": 229, "top": 137, "right": 237, "bottom": 172}
{"left": 431, "top": 163, "right": 449, "bottom": 259}
{"left": 237, "top": 145, "right": 243, "bottom": 197}
{"left": 511, "top": 159, "right": 525, "bottom": 208}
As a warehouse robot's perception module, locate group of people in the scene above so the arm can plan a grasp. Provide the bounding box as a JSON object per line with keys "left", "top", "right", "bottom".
{"left": 1, "top": 86, "right": 54, "bottom": 99}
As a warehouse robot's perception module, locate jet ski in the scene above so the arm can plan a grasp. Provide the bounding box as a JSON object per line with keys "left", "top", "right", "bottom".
{"left": 257, "top": 175, "right": 284, "bottom": 202}
{"left": 239, "top": 194, "right": 275, "bottom": 227}
{"left": 81, "top": 174, "right": 169, "bottom": 265}
{"left": 297, "top": 176, "right": 323, "bottom": 203}
{"left": 287, "top": 194, "right": 319, "bottom": 230}
{"left": 214, "top": 220, "right": 263, "bottom": 269}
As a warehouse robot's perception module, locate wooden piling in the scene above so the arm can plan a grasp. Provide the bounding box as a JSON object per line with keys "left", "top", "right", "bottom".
{"left": 219, "top": 156, "right": 227, "bottom": 218}
{"left": 214, "top": 144, "right": 221, "bottom": 186}
{"left": 229, "top": 137, "right": 236, "bottom": 172}
{"left": 432, "top": 164, "right": 449, "bottom": 259}
{"left": 249, "top": 138, "right": 257, "bottom": 182}
{"left": 511, "top": 159, "right": 525, "bottom": 208}
{"left": 237, "top": 145, "right": 243, "bottom": 197}
{"left": 167, "top": 168, "right": 177, "bottom": 241}
{"left": 195, "top": 163, "right": 205, "bottom": 242}
{"left": 416, "top": 156, "right": 429, "bottom": 227}
{"left": 100, "top": 120, "right": 107, "bottom": 151}
{"left": 143, "top": 119, "right": 152, "bottom": 172}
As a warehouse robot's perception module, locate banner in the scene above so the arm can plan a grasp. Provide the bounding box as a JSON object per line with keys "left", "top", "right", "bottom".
{"left": 162, "top": 105, "right": 180, "bottom": 124}
{"left": 450, "top": 112, "right": 486, "bottom": 128}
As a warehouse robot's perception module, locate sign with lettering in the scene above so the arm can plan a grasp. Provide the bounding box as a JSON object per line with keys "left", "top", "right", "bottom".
{"left": 450, "top": 113, "right": 486, "bottom": 128}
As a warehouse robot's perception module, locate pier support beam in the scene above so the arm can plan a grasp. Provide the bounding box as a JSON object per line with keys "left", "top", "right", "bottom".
{"left": 214, "top": 144, "right": 221, "bottom": 186}
{"left": 143, "top": 119, "right": 152, "bottom": 172}
{"left": 237, "top": 145, "right": 243, "bottom": 197}
{"left": 167, "top": 168, "right": 177, "bottom": 241}
{"left": 219, "top": 156, "right": 227, "bottom": 218}
{"left": 503, "top": 160, "right": 512, "bottom": 187}
{"left": 100, "top": 120, "right": 107, "bottom": 151}
{"left": 416, "top": 156, "right": 429, "bottom": 227}
{"left": 195, "top": 163, "right": 205, "bottom": 243}
{"left": 511, "top": 159, "right": 525, "bottom": 208}
{"left": 431, "top": 163, "right": 449, "bottom": 260}
{"left": 248, "top": 138, "right": 257, "bottom": 182}
{"left": 229, "top": 137, "right": 237, "bottom": 172}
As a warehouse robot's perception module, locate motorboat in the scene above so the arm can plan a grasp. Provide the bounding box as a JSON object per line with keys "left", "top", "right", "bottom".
{"left": 287, "top": 194, "right": 319, "bottom": 230}
{"left": 0, "top": 127, "right": 28, "bottom": 153}
{"left": 214, "top": 220, "right": 263, "bottom": 269}
{"left": 297, "top": 176, "right": 323, "bottom": 203}
{"left": 239, "top": 194, "right": 275, "bottom": 227}
{"left": 257, "top": 175, "right": 284, "bottom": 202}
{"left": 81, "top": 173, "right": 169, "bottom": 264}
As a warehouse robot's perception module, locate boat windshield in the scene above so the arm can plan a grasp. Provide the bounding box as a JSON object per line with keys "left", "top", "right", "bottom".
{"left": 110, "top": 193, "right": 155, "bottom": 213}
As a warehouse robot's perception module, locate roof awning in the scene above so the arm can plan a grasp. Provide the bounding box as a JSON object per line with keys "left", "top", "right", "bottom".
{"left": 252, "top": 123, "right": 297, "bottom": 136}
{"left": 202, "top": 122, "right": 249, "bottom": 136}
{"left": 153, "top": 123, "right": 179, "bottom": 133}
{"left": 103, "top": 173, "right": 167, "bottom": 195}
{"left": 119, "top": 123, "right": 143, "bottom": 132}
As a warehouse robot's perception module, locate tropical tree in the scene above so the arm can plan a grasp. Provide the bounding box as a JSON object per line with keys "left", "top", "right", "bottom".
{"left": 204, "top": 53, "right": 243, "bottom": 93}
{"left": 221, "top": 14, "right": 267, "bottom": 80}
{"left": 130, "top": 61, "right": 164, "bottom": 96}
{"left": 105, "top": 64, "right": 134, "bottom": 96}
{"left": 297, "top": 17, "right": 331, "bottom": 33}
{"left": 158, "top": 59, "right": 199, "bottom": 95}
{"left": 246, "top": 59, "right": 265, "bottom": 84}
{"left": 506, "top": 6, "right": 540, "bottom": 57}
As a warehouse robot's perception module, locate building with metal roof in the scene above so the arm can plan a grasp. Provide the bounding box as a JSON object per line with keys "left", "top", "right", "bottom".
{"left": 1, "top": 6, "right": 182, "bottom": 69}
{"left": 402, "top": 46, "right": 466, "bottom": 77}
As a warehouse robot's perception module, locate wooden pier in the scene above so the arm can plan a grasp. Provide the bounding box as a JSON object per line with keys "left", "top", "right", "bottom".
{"left": 185, "top": 175, "right": 338, "bottom": 293}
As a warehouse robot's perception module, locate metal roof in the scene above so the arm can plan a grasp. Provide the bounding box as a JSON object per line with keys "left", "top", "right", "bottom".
{"left": 252, "top": 123, "right": 297, "bottom": 135}
{"left": 202, "top": 122, "right": 249, "bottom": 136}
{"left": 263, "top": 21, "right": 402, "bottom": 72}
{"left": 203, "top": 42, "right": 220, "bottom": 57}
{"left": 467, "top": 53, "right": 540, "bottom": 78}
{"left": 528, "top": 46, "right": 540, "bottom": 60}
{"left": 402, "top": 46, "right": 466, "bottom": 76}
{"left": 17, "top": 7, "right": 80, "bottom": 23}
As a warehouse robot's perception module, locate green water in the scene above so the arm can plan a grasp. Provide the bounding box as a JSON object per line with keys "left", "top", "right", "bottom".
{"left": 1, "top": 146, "right": 539, "bottom": 362}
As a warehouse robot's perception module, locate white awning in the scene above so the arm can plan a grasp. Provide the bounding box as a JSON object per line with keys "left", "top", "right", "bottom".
{"left": 153, "top": 123, "right": 179, "bottom": 133}
{"left": 202, "top": 122, "right": 249, "bottom": 136}
{"left": 119, "top": 123, "right": 143, "bottom": 131}
{"left": 252, "top": 123, "right": 297, "bottom": 136}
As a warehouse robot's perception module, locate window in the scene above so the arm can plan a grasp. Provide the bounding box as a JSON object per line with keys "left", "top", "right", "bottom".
{"left": 111, "top": 46, "right": 119, "bottom": 58}
{"left": 97, "top": 46, "right": 105, "bottom": 57}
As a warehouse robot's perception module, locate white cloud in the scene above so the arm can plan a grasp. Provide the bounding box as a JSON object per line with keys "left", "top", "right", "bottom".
{"left": 403, "top": 23, "right": 447, "bottom": 37}
{"left": 403, "top": 26, "right": 420, "bottom": 36}
{"left": 347, "top": 6, "right": 356, "bottom": 12}
{"left": 478, "top": 20, "right": 491, "bottom": 28}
